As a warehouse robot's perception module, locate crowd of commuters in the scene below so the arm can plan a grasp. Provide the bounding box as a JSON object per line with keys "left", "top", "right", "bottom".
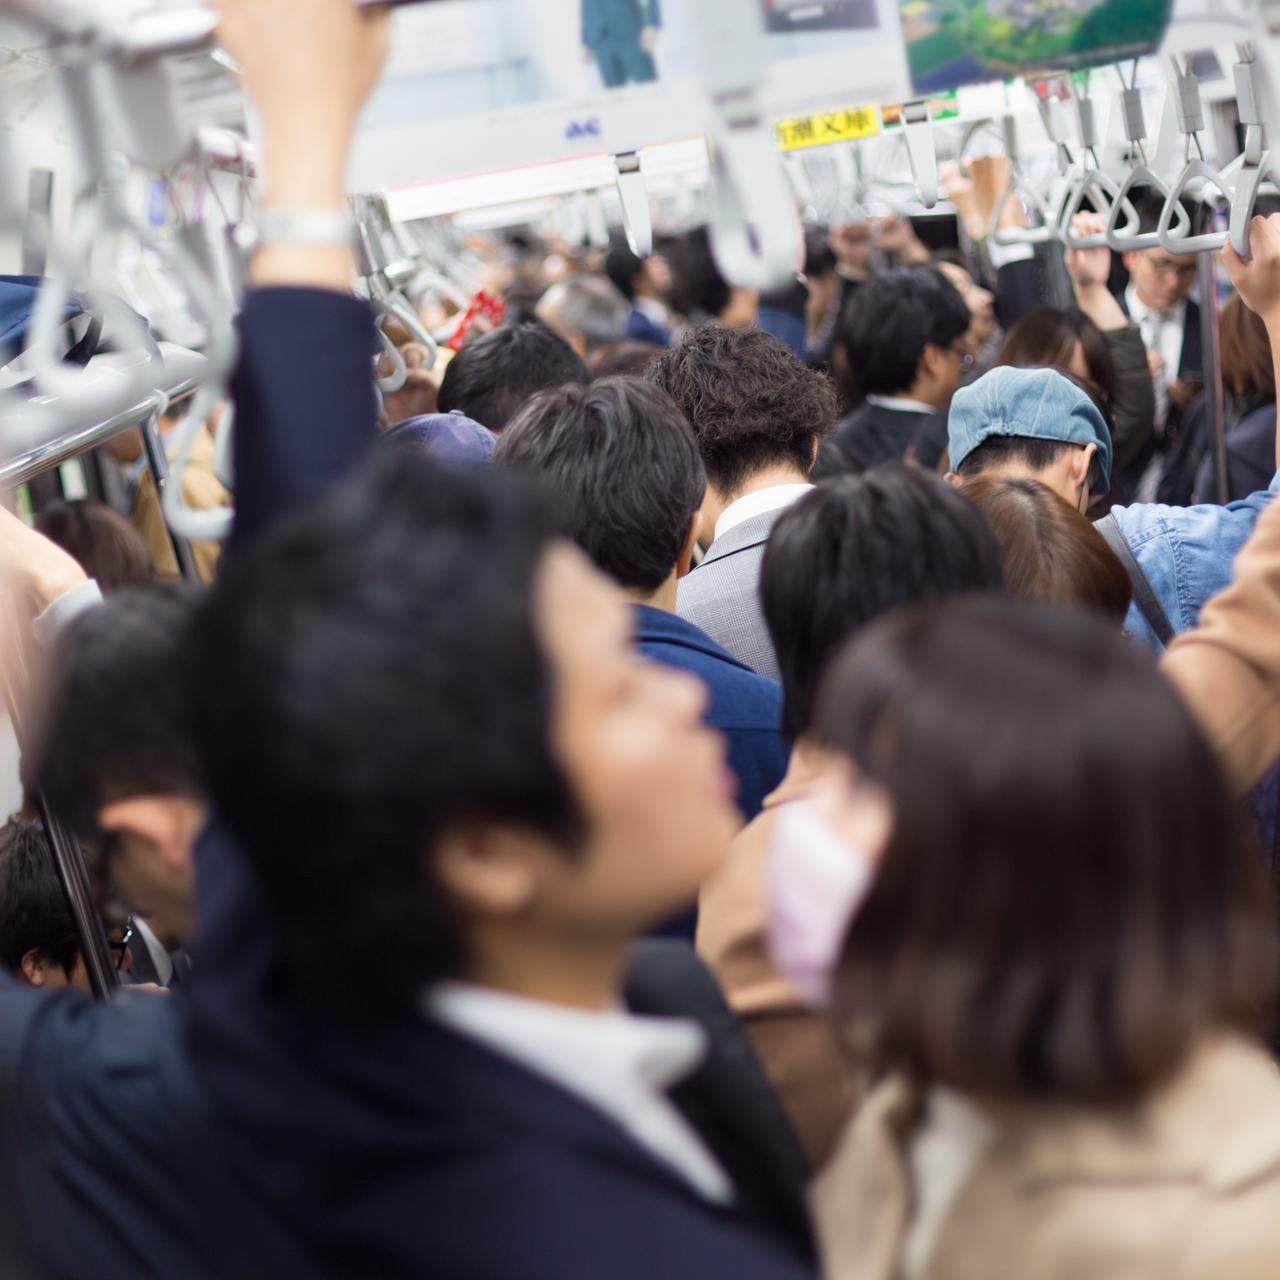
{"left": 3, "top": 1, "right": 1280, "bottom": 1277}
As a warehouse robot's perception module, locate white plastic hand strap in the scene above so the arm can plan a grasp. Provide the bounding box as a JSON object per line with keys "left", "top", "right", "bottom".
{"left": 1159, "top": 66, "right": 1231, "bottom": 254}
{"left": 374, "top": 319, "right": 407, "bottom": 394}
{"left": 1105, "top": 78, "right": 1191, "bottom": 250}
{"left": 613, "top": 152, "right": 653, "bottom": 258}
{"left": 1061, "top": 171, "right": 1138, "bottom": 248}
{"left": 1107, "top": 165, "right": 1190, "bottom": 250}
{"left": 1159, "top": 156, "right": 1232, "bottom": 253}
{"left": 901, "top": 101, "right": 938, "bottom": 209}
{"left": 26, "top": 66, "right": 158, "bottom": 419}
{"left": 1224, "top": 48, "right": 1277, "bottom": 262}
{"left": 707, "top": 124, "right": 802, "bottom": 291}
{"left": 689, "top": 0, "right": 800, "bottom": 291}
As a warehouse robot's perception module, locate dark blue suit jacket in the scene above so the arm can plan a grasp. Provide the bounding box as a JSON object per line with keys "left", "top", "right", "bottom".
{"left": 634, "top": 604, "right": 788, "bottom": 825}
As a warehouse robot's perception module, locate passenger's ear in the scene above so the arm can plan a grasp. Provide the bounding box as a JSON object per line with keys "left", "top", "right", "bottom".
{"left": 943, "top": 470, "right": 964, "bottom": 489}
{"left": 97, "top": 796, "right": 190, "bottom": 874}
{"left": 20, "top": 949, "right": 50, "bottom": 987}
{"left": 432, "top": 826, "right": 546, "bottom": 919}
{"left": 676, "top": 512, "right": 701, "bottom": 579}
{"left": 1068, "top": 442, "right": 1096, "bottom": 489}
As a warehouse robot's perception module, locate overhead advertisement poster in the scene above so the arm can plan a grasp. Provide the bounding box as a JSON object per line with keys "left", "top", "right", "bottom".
{"left": 350, "top": 0, "right": 912, "bottom": 193}
{"left": 899, "top": 0, "right": 1175, "bottom": 93}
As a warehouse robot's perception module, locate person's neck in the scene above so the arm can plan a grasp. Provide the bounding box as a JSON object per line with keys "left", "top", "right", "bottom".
{"left": 703, "top": 465, "right": 809, "bottom": 541}
{"left": 900, "top": 378, "right": 944, "bottom": 412}
{"left": 461, "top": 930, "right": 629, "bottom": 1013}
{"left": 632, "top": 572, "right": 678, "bottom": 614}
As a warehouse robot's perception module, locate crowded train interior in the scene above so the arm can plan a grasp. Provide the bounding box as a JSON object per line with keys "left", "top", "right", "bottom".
{"left": 4, "top": 0, "right": 1280, "bottom": 1275}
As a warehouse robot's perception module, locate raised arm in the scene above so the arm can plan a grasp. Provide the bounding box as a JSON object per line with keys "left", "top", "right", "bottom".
{"left": 1161, "top": 214, "right": 1280, "bottom": 790}
{"left": 216, "top": 0, "right": 388, "bottom": 552}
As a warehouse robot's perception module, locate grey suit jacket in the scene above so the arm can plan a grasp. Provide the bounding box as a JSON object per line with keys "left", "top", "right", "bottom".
{"left": 677, "top": 509, "right": 786, "bottom": 680}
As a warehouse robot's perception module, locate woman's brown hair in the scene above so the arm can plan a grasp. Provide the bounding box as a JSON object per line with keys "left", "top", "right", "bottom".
{"left": 34, "top": 500, "right": 152, "bottom": 593}
{"left": 962, "top": 474, "right": 1132, "bottom": 624}
{"left": 994, "top": 308, "right": 1118, "bottom": 448}
{"left": 1219, "top": 294, "right": 1276, "bottom": 404}
{"left": 818, "top": 598, "right": 1277, "bottom": 1103}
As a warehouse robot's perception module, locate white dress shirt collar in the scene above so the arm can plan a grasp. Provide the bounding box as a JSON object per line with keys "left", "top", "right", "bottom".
{"left": 714, "top": 483, "right": 813, "bottom": 543}
{"left": 1125, "top": 286, "right": 1186, "bottom": 325}
{"left": 427, "top": 982, "right": 734, "bottom": 1204}
{"left": 864, "top": 393, "right": 937, "bottom": 415}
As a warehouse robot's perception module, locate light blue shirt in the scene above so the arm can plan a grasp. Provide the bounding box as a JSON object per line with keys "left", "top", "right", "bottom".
{"left": 1109, "top": 473, "right": 1280, "bottom": 650}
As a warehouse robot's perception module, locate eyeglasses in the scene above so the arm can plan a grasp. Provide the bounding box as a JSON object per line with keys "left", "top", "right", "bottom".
{"left": 108, "top": 919, "right": 134, "bottom": 972}
{"left": 1147, "top": 258, "right": 1197, "bottom": 281}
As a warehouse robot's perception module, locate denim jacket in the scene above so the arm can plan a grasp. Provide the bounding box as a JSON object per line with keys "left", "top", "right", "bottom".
{"left": 1108, "top": 473, "right": 1280, "bottom": 651}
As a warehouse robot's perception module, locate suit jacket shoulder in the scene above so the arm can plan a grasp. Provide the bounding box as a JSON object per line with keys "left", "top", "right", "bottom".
{"left": 677, "top": 511, "right": 785, "bottom": 681}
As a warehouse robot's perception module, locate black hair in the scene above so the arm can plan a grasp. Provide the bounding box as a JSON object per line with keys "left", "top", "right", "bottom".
{"left": 605, "top": 242, "right": 646, "bottom": 302}
{"left": 437, "top": 319, "right": 588, "bottom": 434}
{"left": 25, "top": 585, "right": 204, "bottom": 844}
{"left": 495, "top": 378, "right": 705, "bottom": 595}
{"left": 839, "top": 266, "right": 971, "bottom": 396}
{"left": 0, "top": 821, "right": 80, "bottom": 980}
{"left": 760, "top": 464, "right": 1005, "bottom": 743}
{"left": 804, "top": 226, "right": 837, "bottom": 279}
{"left": 955, "top": 433, "right": 1078, "bottom": 479}
{"left": 186, "top": 451, "right": 583, "bottom": 1011}
{"left": 666, "top": 227, "right": 730, "bottom": 321}
{"left": 649, "top": 324, "right": 838, "bottom": 495}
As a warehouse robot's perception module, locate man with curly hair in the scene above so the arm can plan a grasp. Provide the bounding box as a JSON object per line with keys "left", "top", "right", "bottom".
{"left": 648, "top": 325, "right": 838, "bottom": 679}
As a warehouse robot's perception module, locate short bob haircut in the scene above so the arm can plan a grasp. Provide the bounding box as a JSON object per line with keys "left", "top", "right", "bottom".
{"left": 962, "top": 474, "right": 1132, "bottom": 625}
{"left": 819, "top": 598, "right": 1277, "bottom": 1103}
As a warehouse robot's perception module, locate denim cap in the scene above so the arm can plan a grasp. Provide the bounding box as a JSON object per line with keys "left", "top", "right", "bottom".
{"left": 948, "top": 366, "right": 1113, "bottom": 496}
{"left": 381, "top": 411, "right": 497, "bottom": 468}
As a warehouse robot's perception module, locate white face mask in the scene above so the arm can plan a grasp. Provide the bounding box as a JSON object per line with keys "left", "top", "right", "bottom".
{"left": 765, "top": 797, "right": 878, "bottom": 1009}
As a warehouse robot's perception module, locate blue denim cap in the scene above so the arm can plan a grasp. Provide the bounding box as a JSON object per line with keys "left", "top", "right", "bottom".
{"left": 382, "top": 411, "right": 497, "bottom": 468}
{"left": 948, "top": 366, "right": 1113, "bottom": 496}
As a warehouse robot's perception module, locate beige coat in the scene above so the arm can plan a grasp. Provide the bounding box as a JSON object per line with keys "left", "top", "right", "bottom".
{"left": 697, "top": 748, "right": 859, "bottom": 1171}
{"left": 133, "top": 427, "right": 228, "bottom": 583}
{"left": 813, "top": 1034, "right": 1280, "bottom": 1280}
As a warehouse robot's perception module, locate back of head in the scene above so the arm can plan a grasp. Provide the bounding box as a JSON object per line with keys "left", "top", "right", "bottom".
{"left": 605, "top": 243, "right": 646, "bottom": 301}
{"left": 586, "top": 340, "right": 664, "bottom": 380}
{"left": 34, "top": 500, "right": 152, "bottom": 592}
{"left": 994, "top": 307, "right": 1115, "bottom": 406}
{"left": 963, "top": 474, "right": 1131, "bottom": 624}
{"left": 761, "top": 464, "right": 1005, "bottom": 743}
{"left": 1220, "top": 293, "right": 1276, "bottom": 403}
{"left": 495, "top": 377, "right": 705, "bottom": 596}
{"left": 666, "top": 227, "right": 730, "bottom": 321}
{"left": 437, "top": 320, "right": 588, "bottom": 433}
{"left": 839, "top": 265, "right": 970, "bottom": 396}
{"left": 380, "top": 412, "right": 497, "bottom": 468}
{"left": 25, "top": 585, "right": 203, "bottom": 844}
{"left": 819, "top": 598, "right": 1276, "bottom": 1101}
{"left": 537, "top": 276, "right": 631, "bottom": 354}
{"left": 949, "top": 364, "right": 1114, "bottom": 496}
{"left": 803, "top": 226, "right": 837, "bottom": 280}
{"left": 187, "top": 452, "right": 578, "bottom": 1010}
{"left": 649, "top": 323, "right": 838, "bottom": 496}
{"left": 0, "top": 820, "right": 79, "bottom": 980}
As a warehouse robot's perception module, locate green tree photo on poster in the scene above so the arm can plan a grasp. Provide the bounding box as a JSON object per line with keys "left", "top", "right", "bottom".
{"left": 901, "top": 0, "right": 1173, "bottom": 93}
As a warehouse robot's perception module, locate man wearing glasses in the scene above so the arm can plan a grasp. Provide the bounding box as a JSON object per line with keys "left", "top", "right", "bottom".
{"left": 1119, "top": 196, "right": 1203, "bottom": 499}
